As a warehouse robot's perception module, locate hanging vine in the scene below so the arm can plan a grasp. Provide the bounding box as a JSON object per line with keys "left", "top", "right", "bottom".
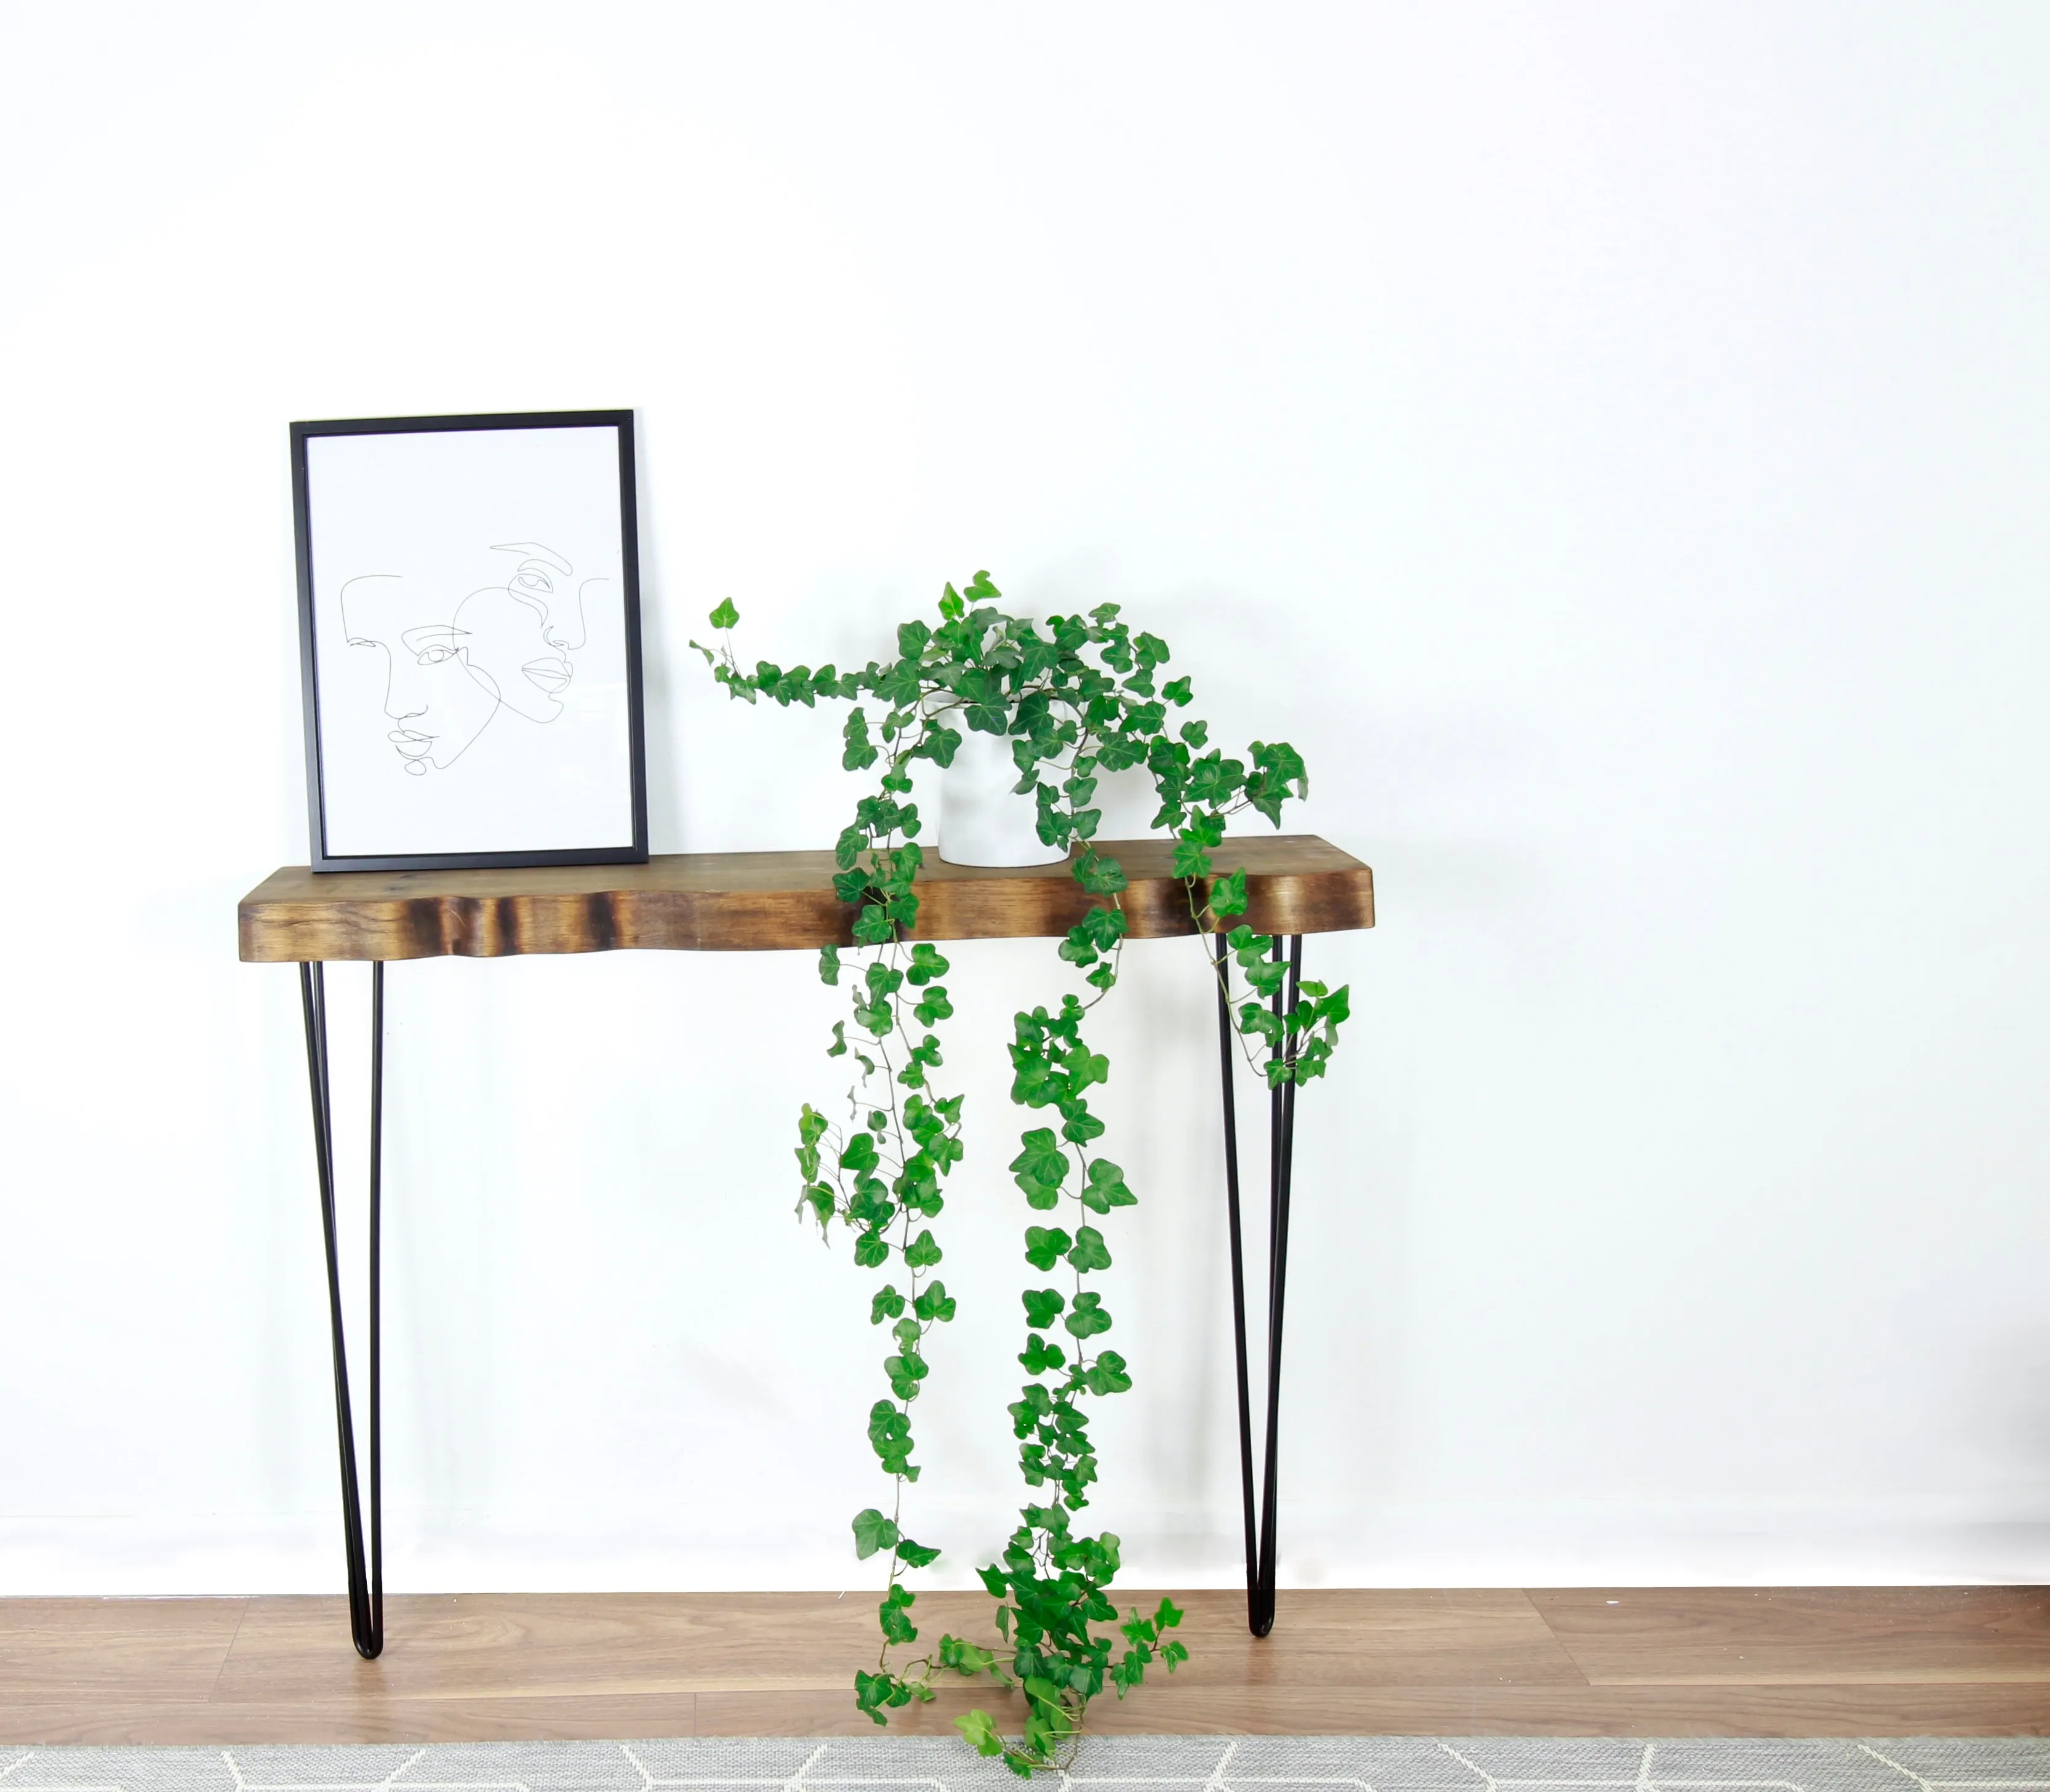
{"left": 694, "top": 573, "right": 1348, "bottom": 1774}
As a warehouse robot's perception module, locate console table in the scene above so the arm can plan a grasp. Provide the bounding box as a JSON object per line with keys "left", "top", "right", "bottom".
{"left": 238, "top": 834, "right": 1375, "bottom": 1660}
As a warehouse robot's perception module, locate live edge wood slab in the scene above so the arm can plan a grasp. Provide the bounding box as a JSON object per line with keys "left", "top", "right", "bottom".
{"left": 239, "top": 834, "right": 1373, "bottom": 963}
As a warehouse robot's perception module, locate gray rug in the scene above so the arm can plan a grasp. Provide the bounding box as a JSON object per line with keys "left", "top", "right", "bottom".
{"left": 3, "top": 1739, "right": 2048, "bottom": 1792}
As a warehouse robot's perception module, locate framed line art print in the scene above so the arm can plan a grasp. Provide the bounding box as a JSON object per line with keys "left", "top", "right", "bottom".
{"left": 292, "top": 410, "right": 649, "bottom": 873}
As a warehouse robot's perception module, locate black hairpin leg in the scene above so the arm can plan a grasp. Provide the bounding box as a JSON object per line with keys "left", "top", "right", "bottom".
{"left": 1214, "top": 931, "right": 1303, "bottom": 1638}
{"left": 298, "top": 959, "right": 384, "bottom": 1660}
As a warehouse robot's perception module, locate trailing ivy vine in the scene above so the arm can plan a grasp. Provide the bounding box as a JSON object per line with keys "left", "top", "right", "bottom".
{"left": 694, "top": 574, "right": 1348, "bottom": 1775}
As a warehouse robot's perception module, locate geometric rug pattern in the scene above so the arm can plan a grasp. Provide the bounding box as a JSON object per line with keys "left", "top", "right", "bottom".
{"left": 4, "top": 1738, "right": 2049, "bottom": 1792}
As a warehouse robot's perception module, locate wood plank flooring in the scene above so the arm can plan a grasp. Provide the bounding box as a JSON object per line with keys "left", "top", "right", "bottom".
{"left": 2, "top": 1589, "right": 2045, "bottom": 1745}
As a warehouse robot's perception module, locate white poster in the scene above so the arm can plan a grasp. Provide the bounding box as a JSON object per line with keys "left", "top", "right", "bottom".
{"left": 296, "top": 415, "right": 644, "bottom": 868}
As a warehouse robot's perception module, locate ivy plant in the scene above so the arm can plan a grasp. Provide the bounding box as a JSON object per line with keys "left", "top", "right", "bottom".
{"left": 694, "top": 572, "right": 1348, "bottom": 1774}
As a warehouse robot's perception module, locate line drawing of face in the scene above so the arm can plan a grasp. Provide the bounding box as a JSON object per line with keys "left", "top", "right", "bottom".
{"left": 339, "top": 574, "right": 500, "bottom": 775}
{"left": 455, "top": 543, "right": 607, "bottom": 724}
{"left": 338, "top": 543, "right": 602, "bottom": 775}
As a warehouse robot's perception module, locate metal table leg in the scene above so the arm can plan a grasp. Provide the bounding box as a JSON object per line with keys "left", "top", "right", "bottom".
{"left": 297, "top": 959, "right": 384, "bottom": 1660}
{"left": 1213, "top": 932, "right": 1302, "bottom": 1638}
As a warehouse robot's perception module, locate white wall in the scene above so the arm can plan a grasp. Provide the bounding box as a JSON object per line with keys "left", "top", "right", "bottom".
{"left": 2, "top": 1, "right": 2048, "bottom": 1596}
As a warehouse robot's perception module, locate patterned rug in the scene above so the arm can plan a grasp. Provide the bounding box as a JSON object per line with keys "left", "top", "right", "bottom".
{"left": 3, "top": 1738, "right": 2048, "bottom": 1792}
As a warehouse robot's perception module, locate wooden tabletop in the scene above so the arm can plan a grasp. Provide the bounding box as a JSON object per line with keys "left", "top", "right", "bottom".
{"left": 238, "top": 834, "right": 1373, "bottom": 962}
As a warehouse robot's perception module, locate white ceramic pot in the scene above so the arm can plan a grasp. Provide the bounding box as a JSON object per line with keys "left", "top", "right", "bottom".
{"left": 937, "top": 727, "right": 1066, "bottom": 867}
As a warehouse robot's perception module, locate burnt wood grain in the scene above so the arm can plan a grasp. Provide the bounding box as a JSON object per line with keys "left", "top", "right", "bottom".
{"left": 238, "top": 834, "right": 1374, "bottom": 962}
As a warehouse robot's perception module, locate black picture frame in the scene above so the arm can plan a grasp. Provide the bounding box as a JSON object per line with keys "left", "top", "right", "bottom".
{"left": 291, "top": 410, "right": 649, "bottom": 874}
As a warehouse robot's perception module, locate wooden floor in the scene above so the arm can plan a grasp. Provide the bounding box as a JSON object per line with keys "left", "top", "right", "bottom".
{"left": 2, "top": 1588, "right": 2046, "bottom": 1745}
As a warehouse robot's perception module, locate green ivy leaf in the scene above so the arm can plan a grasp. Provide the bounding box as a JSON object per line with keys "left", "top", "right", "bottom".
{"left": 879, "top": 1580, "right": 919, "bottom": 1644}
{"left": 1079, "top": 1159, "right": 1135, "bottom": 1213}
{"left": 1065, "top": 1225, "right": 1113, "bottom": 1273}
{"left": 1020, "top": 1332, "right": 1067, "bottom": 1375}
{"left": 848, "top": 1183, "right": 895, "bottom": 1231}
{"left": 1063, "top": 1044, "right": 1111, "bottom": 1091}
{"left": 904, "top": 1228, "right": 944, "bottom": 1268}
{"left": 940, "top": 1634, "right": 998, "bottom": 1678}
{"left": 913, "top": 1281, "right": 958, "bottom": 1322}
{"left": 1243, "top": 956, "right": 1287, "bottom": 1001}
{"left": 1073, "top": 848, "right": 1127, "bottom": 896}
{"left": 1060, "top": 1102, "right": 1107, "bottom": 1145}
{"left": 956, "top": 1710, "right": 1004, "bottom": 1759}
{"left": 1009, "top": 1129, "right": 1068, "bottom": 1204}
{"left": 1239, "top": 1001, "right": 1283, "bottom": 1046}
{"left": 1059, "top": 929, "right": 1102, "bottom": 969}
{"left": 842, "top": 708, "right": 879, "bottom": 771}
{"left": 795, "top": 1104, "right": 827, "bottom": 1177}
{"left": 852, "top": 1507, "right": 899, "bottom": 1558}
{"left": 898, "top": 1166, "right": 943, "bottom": 1209}
{"left": 1172, "top": 838, "right": 1212, "bottom": 880}
{"left": 1084, "top": 1349, "right": 1133, "bottom": 1394}
{"left": 870, "top": 1285, "right": 907, "bottom": 1325}
{"left": 1023, "top": 1225, "right": 1072, "bottom": 1271}
{"left": 865, "top": 960, "right": 903, "bottom": 999}
{"left": 1252, "top": 738, "right": 1308, "bottom": 797}
{"left": 1022, "top": 1287, "right": 1067, "bottom": 1330}
{"left": 1063, "top": 1290, "right": 1112, "bottom": 1338}
{"left": 853, "top": 1668, "right": 897, "bottom": 1723}
{"left": 885, "top": 1351, "right": 929, "bottom": 1399}
{"left": 1008, "top": 1382, "right": 1053, "bottom": 1438}
{"left": 902, "top": 1096, "right": 942, "bottom": 1145}
{"left": 708, "top": 597, "right": 740, "bottom": 630}
{"left": 854, "top": 1230, "right": 891, "bottom": 1268}
{"left": 907, "top": 943, "right": 950, "bottom": 985}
